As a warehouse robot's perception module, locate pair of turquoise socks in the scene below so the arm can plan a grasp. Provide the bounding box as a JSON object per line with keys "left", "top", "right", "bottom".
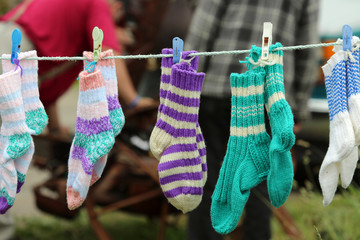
{"left": 211, "top": 43, "right": 295, "bottom": 234}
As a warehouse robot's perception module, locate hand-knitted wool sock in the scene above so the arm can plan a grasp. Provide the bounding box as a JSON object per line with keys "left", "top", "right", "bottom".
{"left": 341, "top": 38, "right": 360, "bottom": 187}
{"left": 66, "top": 69, "right": 115, "bottom": 210}
{"left": 0, "top": 136, "right": 18, "bottom": 214}
{"left": 150, "top": 49, "right": 200, "bottom": 158}
{"left": 2, "top": 51, "right": 48, "bottom": 135}
{"left": 0, "top": 68, "right": 31, "bottom": 159}
{"left": 150, "top": 49, "right": 207, "bottom": 184}
{"left": 83, "top": 50, "right": 125, "bottom": 185}
{"left": 14, "top": 139, "right": 35, "bottom": 194}
{"left": 260, "top": 43, "right": 295, "bottom": 208}
{"left": 319, "top": 50, "right": 356, "bottom": 206}
{"left": 211, "top": 69, "right": 270, "bottom": 235}
{"left": 157, "top": 62, "right": 205, "bottom": 213}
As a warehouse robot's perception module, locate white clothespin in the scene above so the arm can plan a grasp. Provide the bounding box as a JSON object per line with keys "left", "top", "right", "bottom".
{"left": 261, "top": 22, "right": 273, "bottom": 60}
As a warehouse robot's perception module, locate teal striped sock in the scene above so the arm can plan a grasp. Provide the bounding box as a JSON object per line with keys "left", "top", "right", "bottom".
{"left": 264, "top": 43, "right": 295, "bottom": 207}
{"left": 211, "top": 69, "right": 270, "bottom": 235}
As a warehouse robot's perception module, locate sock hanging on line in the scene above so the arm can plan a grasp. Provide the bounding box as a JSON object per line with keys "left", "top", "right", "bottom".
{"left": 2, "top": 51, "right": 48, "bottom": 135}
{"left": 0, "top": 136, "right": 18, "bottom": 214}
{"left": 157, "top": 61, "right": 205, "bottom": 213}
{"left": 248, "top": 43, "right": 296, "bottom": 207}
{"left": 319, "top": 50, "right": 357, "bottom": 206}
{"left": 339, "top": 36, "right": 360, "bottom": 188}
{"left": 150, "top": 49, "right": 207, "bottom": 184}
{"left": 83, "top": 50, "right": 125, "bottom": 185}
{"left": 0, "top": 68, "right": 31, "bottom": 159}
{"left": 211, "top": 69, "right": 270, "bottom": 235}
{"left": 66, "top": 68, "right": 115, "bottom": 210}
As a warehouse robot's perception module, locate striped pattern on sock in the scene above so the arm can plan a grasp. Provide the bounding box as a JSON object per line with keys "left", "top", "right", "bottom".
{"left": 66, "top": 69, "right": 115, "bottom": 210}
{"left": 83, "top": 50, "right": 125, "bottom": 184}
{"left": 211, "top": 69, "right": 270, "bottom": 234}
{"left": 319, "top": 50, "right": 356, "bottom": 206}
{"left": 0, "top": 68, "right": 31, "bottom": 159}
{"left": 157, "top": 62, "right": 205, "bottom": 213}
{"left": 2, "top": 51, "right": 48, "bottom": 135}
{"left": 345, "top": 37, "right": 360, "bottom": 144}
{"left": 150, "top": 49, "right": 207, "bottom": 184}
{"left": 0, "top": 135, "right": 17, "bottom": 214}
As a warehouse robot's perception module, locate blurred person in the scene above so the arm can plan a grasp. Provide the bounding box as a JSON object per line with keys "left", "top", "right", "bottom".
{"left": 0, "top": 0, "right": 156, "bottom": 138}
{"left": 185, "top": 0, "right": 320, "bottom": 239}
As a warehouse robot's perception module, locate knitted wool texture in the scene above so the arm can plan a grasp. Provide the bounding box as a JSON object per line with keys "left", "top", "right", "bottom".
{"left": 0, "top": 68, "right": 33, "bottom": 214}
{"left": 83, "top": 50, "right": 125, "bottom": 185}
{"left": 0, "top": 135, "right": 17, "bottom": 214}
{"left": 319, "top": 50, "right": 357, "bottom": 206}
{"left": 150, "top": 48, "right": 207, "bottom": 184}
{"left": 2, "top": 51, "right": 48, "bottom": 135}
{"left": 67, "top": 68, "right": 115, "bottom": 210}
{"left": 248, "top": 43, "right": 296, "bottom": 207}
{"left": 0, "top": 68, "right": 31, "bottom": 159}
{"left": 345, "top": 37, "right": 360, "bottom": 144}
{"left": 157, "top": 61, "right": 205, "bottom": 213}
{"left": 211, "top": 69, "right": 270, "bottom": 234}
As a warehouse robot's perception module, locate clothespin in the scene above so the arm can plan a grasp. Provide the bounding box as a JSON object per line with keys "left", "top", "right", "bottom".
{"left": 172, "top": 37, "right": 184, "bottom": 64}
{"left": 11, "top": 28, "right": 22, "bottom": 64}
{"left": 92, "top": 27, "right": 104, "bottom": 62}
{"left": 261, "top": 22, "right": 273, "bottom": 60}
{"left": 342, "top": 24, "right": 353, "bottom": 51}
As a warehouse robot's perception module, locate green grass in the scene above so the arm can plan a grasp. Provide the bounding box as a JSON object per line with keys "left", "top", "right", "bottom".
{"left": 15, "top": 210, "right": 187, "bottom": 240}
{"left": 15, "top": 186, "right": 360, "bottom": 240}
{"left": 272, "top": 185, "right": 360, "bottom": 240}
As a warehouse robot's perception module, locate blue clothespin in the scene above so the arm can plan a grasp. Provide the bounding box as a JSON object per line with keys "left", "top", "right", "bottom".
{"left": 11, "top": 29, "right": 22, "bottom": 64}
{"left": 172, "top": 37, "right": 184, "bottom": 64}
{"left": 342, "top": 24, "right": 353, "bottom": 51}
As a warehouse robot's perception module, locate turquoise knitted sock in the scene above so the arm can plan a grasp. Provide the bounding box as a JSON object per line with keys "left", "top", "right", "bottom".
{"left": 211, "top": 69, "right": 270, "bottom": 234}
{"left": 263, "top": 44, "right": 295, "bottom": 207}
{"left": 0, "top": 69, "right": 31, "bottom": 159}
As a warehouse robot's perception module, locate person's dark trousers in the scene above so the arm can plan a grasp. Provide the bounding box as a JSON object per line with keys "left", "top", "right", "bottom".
{"left": 186, "top": 96, "right": 272, "bottom": 240}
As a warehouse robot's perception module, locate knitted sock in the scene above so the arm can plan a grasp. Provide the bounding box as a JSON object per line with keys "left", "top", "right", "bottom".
{"left": 261, "top": 44, "right": 295, "bottom": 207}
{"left": 0, "top": 136, "right": 18, "bottom": 214}
{"left": 83, "top": 50, "right": 125, "bottom": 185}
{"left": 66, "top": 68, "right": 115, "bottom": 210}
{"left": 14, "top": 139, "right": 35, "bottom": 194}
{"left": 0, "top": 68, "right": 31, "bottom": 159}
{"left": 150, "top": 49, "right": 207, "bottom": 184}
{"left": 319, "top": 50, "right": 356, "bottom": 206}
{"left": 150, "top": 49, "right": 200, "bottom": 157}
{"left": 157, "top": 62, "right": 205, "bottom": 213}
{"left": 335, "top": 37, "right": 360, "bottom": 188}
{"left": 2, "top": 51, "right": 48, "bottom": 135}
{"left": 211, "top": 69, "right": 270, "bottom": 235}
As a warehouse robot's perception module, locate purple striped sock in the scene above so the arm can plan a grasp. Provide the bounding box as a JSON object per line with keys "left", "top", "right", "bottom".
{"left": 66, "top": 68, "right": 115, "bottom": 210}
{"left": 155, "top": 62, "right": 205, "bottom": 213}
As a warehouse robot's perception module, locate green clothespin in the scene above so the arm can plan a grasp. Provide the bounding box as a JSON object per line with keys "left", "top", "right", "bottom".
{"left": 92, "top": 27, "right": 104, "bottom": 62}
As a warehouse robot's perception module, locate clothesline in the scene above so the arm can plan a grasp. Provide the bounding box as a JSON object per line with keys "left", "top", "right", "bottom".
{"left": 0, "top": 41, "right": 342, "bottom": 61}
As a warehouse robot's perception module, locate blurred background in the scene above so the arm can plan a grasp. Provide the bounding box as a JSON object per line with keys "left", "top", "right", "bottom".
{"left": 1, "top": 0, "right": 360, "bottom": 240}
